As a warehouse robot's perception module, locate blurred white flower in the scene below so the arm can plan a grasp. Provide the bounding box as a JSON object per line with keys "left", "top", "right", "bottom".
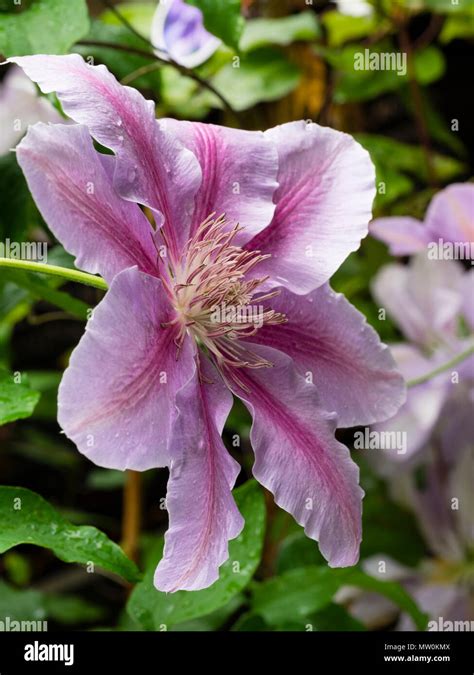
{"left": 0, "top": 66, "right": 62, "bottom": 157}
{"left": 336, "top": 0, "right": 373, "bottom": 17}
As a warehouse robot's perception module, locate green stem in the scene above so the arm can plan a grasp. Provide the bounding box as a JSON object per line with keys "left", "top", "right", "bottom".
{"left": 0, "top": 258, "right": 108, "bottom": 291}
{"left": 407, "top": 344, "right": 474, "bottom": 388}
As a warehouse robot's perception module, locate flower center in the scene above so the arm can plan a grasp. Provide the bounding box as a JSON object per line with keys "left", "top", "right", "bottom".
{"left": 161, "top": 214, "right": 286, "bottom": 376}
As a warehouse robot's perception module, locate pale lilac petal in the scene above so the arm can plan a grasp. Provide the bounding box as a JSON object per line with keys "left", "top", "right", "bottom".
{"left": 229, "top": 345, "right": 363, "bottom": 567}
{"left": 245, "top": 121, "right": 375, "bottom": 294}
{"left": 348, "top": 593, "right": 399, "bottom": 629}
{"left": 404, "top": 465, "right": 462, "bottom": 561}
{"left": 371, "top": 345, "right": 450, "bottom": 466}
{"left": 425, "top": 183, "right": 474, "bottom": 249}
{"left": 462, "top": 269, "right": 474, "bottom": 330}
{"left": 449, "top": 447, "right": 474, "bottom": 550}
{"left": 9, "top": 54, "right": 202, "bottom": 258}
{"left": 58, "top": 268, "right": 195, "bottom": 470}
{"left": 155, "top": 357, "right": 243, "bottom": 592}
{"left": 249, "top": 284, "right": 405, "bottom": 427}
{"left": 362, "top": 554, "right": 413, "bottom": 581}
{"left": 16, "top": 123, "right": 157, "bottom": 283}
{"left": 346, "top": 554, "right": 414, "bottom": 627}
{"left": 160, "top": 118, "right": 278, "bottom": 244}
{"left": 151, "top": 0, "right": 220, "bottom": 68}
{"left": 370, "top": 216, "right": 430, "bottom": 256}
{"left": 438, "top": 368, "right": 474, "bottom": 466}
{"left": 0, "top": 65, "right": 62, "bottom": 156}
{"left": 397, "top": 583, "right": 470, "bottom": 631}
{"left": 372, "top": 255, "right": 464, "bottom": 348}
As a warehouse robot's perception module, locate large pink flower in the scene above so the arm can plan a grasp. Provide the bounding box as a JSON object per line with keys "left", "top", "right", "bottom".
{"left": 10, "top": 54, "right": 405, "bottom": 592}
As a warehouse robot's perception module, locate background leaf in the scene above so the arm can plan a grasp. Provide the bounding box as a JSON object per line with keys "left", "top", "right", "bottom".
{"left": 212, "top": 48, "right": 301, "bottom": 111}
{"left": 0, "top": 0, "right": 90, "bottom": 57}
{"left": 322, "top": 9, "right": 383, "bottom": 48}
{"left": 185, "top": 0, "right": 244, "bottom": 51}
{"left": 0, "top": 370, "right": 39, "bottom": 425}
{"left": 0, "top": 269, "right": 90, "bottom": 320}
{"left": 0, "top": 580, "right": 105, "bottom": 626}
{"left": 240, "top": 12, "right": 320, "bottom": 52}
{"left": 127, "top": 480, "right": 266, "bottom": 629}
{"left": 0, "top": 486, "right": 141, "bottom": 582}
{"left": 251, "top": 566, "right": 428, "bottom": 630}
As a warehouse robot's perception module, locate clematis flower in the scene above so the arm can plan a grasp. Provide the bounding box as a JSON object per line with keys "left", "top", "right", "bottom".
{"left": 343, "top": 444, "right": 474, "bottom": 630}
{"left": 371, "top": 254, "right": 474, "bottom": 466}
{"left": 392, "top": 445, "right": 474, "bottom": 631}
{"left": 151, "top": 0, "right": 220, "bottom": 69}
{"left": 0, "top": 65, "right": 62, "bottom": 156}
{"left": 371, "top": 183, "right": 474, "bottom": 258}
{"left": 9, "top": 53, "right": 405, "bottom": 592}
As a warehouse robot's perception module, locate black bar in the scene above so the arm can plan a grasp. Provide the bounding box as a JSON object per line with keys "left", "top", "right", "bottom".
{"left": 0, "top": 631, "right": 470, "bottom": 673}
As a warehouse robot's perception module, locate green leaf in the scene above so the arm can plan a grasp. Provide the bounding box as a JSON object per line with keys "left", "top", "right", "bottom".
{"left": 1, "top": 268, "right": 90, "bottom": 320}
{"left": 127, "top": 479, "right": 266, "bottom": 629}
{"left": 6, "top": 427, "right": 81, "bottom": 469}
{"left": 46, "top": 245, "right": 77, "bottom": 270}
{"left": 0, "top": 0, "right": 90, "bottom": 57}
{"left": 0, "top": 370, "right": 40, "bottom": 425}
{"left": 26, "top": 371, "right": 62, "bottom": 421}
{"left": 343, "top": 569, "right": 428, "bottom": 630}
{"left": 403, "top": 90, "right": 466, "bottom": 157}
{"left": 331, "top": 45, "right": 445, "bottom": 103}
{"left": 87, "top": 469, "right": 126, "bottom": 491}
{"left": 355, "top": 133, "right": 466, "bottom": 184}
{"left": 305, "top": 603, "right": 366, "bottom": 631}
{"left": 0, "top": 282, "right": 31, "bottom": 368}
{"left": 212, "top": 48, "right": 301, "bottom": 111}
{"left": 172, "top": 594, "right": 244, "bottom": 631}
{"left": 252, "top": 566, "right": 342, "bottom": 625}
{"left": 271, "top": 603, "right": 366, "bottom": 631}
{"left": 3, "top": 551, "right": 32, "bottom": 586}
{"left": 76, "top": 20, "right": 161, "bottom": 90}
{"left": 0, "top": 486, "right": 141, "bottom": 582}
{"left": 0, "top": 580, "right": 104, "bottom": 626}
{"left": 0, "top": 580, "right": 47, "bottom": 623}
{"left": 232, "top": 611, "right": 269, "bottom": 631}
{"left": 440, "top": 14, "right": 474, "bottom": 42}
{"left": 0, "top": 154, "right": 35, "bottom": 243}
{"left": 240, "top": 12, "right": 320, "bottom": 52}
{"left": 186, "top": 0, "right": 244, "bottom": 51}
{"left": 322, "top": 9, "right": 383, "bottom": 48}
{"left": 373, "top": 166, "right": 414, "bottom": 210}
{"left": 361, "top": 481, "right": 427, "bottom": 567}
{"left": 251, "top": 566, "right": 428, "bottom": 630}
{"left": 44, "top": 594, "right": 106, "bottom": 625}
{"left": 276, "top": 531, "right": 324, "bottom": 574}
{"left": 100, "top": 1, "right": 155, "bottom": 38}
{"left": 413, "top": 46, "right": 446, "bottom": 85}
{"left": 158, "top": 66, "right": 216, "bottom": 120}
{"left": 421, "top": 0, "right": 474, "bottom": 14}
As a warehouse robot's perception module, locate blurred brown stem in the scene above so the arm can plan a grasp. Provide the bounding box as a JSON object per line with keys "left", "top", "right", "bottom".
{"left": 398, "top": 25, "right": 437, "bottom": 187}
{"left": 77, "top": 39, "right": 241, "bottom": 123}
{"left": 120, "top": 62, "right": 162, "bottom": 85}
{"left": 121, "top": 470, "right": 142, "bottom": 563}
{"left": 99, "top": 0, "right": 153, "bottom": 49}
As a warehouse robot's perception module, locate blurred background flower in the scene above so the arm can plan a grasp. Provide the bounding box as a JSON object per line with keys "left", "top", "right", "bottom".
{"left": 0, "top": 65, "right": 62, "bottom": 156}
{"left": 151, "top": 0, "right": 221, "bottom": 68}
